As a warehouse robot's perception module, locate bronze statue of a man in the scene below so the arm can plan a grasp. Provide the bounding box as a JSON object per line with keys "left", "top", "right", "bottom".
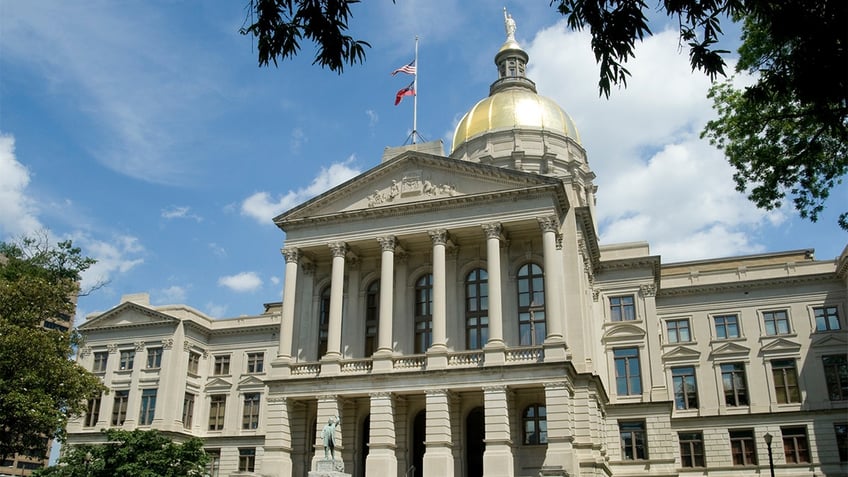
{"left": 322, "top": 416, "right": 340, "bottom": 460}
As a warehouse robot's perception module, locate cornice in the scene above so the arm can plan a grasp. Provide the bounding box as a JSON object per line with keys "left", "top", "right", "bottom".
{"left": 574, "top": 207, "right": 600, "bottom": 267}
{"left": 280, "top": 185, "right": 569, "bottom": 232}
{"left": 657, "top": 272, "right": 837, "bottom": 298}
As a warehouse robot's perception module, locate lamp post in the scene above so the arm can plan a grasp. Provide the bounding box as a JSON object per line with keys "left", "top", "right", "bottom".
{"left": 764, "top": 432, "right": 775, "bottom": 477}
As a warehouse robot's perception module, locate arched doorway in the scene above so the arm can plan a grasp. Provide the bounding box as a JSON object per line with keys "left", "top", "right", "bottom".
{"left": 465, "top": 407, "right": 485, "bottom": 477}
{"left": 412, "top": 411, "right": 426, "bottom": 477}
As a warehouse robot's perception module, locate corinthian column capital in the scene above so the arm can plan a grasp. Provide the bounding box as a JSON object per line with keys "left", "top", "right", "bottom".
{"left": 377, "top": 236, "right": 396, "bottom": 252}
{"left": 281, "top": 247, "right": 300, "bottom": 263}
{"left": 328, "top": 242, "right": 348, "bottom": 258}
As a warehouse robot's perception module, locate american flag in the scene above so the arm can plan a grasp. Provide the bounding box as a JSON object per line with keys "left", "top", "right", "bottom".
{"left": 391, "top": 60, "right": 416, "bottom": 76}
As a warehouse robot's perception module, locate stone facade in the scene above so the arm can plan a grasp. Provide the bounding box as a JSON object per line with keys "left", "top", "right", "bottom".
{"left": 65, "top": 19, "right": 848, "bottom": 477}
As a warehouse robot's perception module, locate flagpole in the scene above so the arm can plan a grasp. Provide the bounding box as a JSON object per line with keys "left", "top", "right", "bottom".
{"left": 412, "top": 36, "right": 419, "bottom": 144}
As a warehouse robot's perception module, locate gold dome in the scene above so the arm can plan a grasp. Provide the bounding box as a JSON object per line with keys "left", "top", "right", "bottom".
{"left": 451, "top": 88, "right": 581, "bottom": 153}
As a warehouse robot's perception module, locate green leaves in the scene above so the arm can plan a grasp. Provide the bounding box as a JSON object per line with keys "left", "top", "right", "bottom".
{"left": 240, "top": 0, "right": 370, "bottom": 73}
{"left": 36, "top": 430, "right": 209, "bottom": 477}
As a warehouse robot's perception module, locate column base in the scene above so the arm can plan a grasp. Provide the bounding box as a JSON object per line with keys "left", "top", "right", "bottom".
{"left": 426, "top": 346, "right": 448, "bottom": 370}
{"left": 372, "top": 351, "right": 394, "bottom": 373}
{"left": 483, "top": 341, "right": 506, "bottom": 366}
{"left": 423, "top": 445, "right": 454, "bottom": 477}
{"left": 483, "top": 443, "right": 514, "bottom": 477}
{"left": 320, "top": 354, "right": 342, "bottom": 376}
{"left": 365, "top": 447, "right": 398, "bottom": 477}
{"left": 269, "top": 356, "right": 293, "bottom": 379}
{"left": 543, "top": 339, "right": 568, "bottom": 362}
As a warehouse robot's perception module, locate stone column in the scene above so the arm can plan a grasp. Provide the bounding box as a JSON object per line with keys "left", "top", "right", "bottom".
{"left": 539, "top": 217, "right": 563, "bottom": 341}
{"left": 153, "top": 337, "right": 183, "bottom": 430}
{"left": 429, "top": 230, "right": 448, "bottom": 350}
{"left": 312, "top": 395, "right": 344, "bottom": 472}
{"left": 278, "top": 248, "right": 300, "bottom": 361}
{"left": 542, "top": 381, "right": 576, "bottom": 476}
{"left": 262, "top": 395, "right": 294, "bottom": 477}
{"left": 343, "top": 257, "right": 360, "bottom": 359}
{"left": 483, "top": 386, "right": 514, "bottom": 477}
{"left": 365, "top": 392, "right": 398, "bottom": 477}
{"left": 482, "top": 223, "right": 505, "bottom": 347}
{"left": 376, "top": 236, "right": 396, "bottom": 354}
{"left": 640, "top": 284, "right": 666, "bottom": 401}
{"left": 325, "top": 242, "right": 347, "bottom": 360}
{"left": 423, "top": 389, "right": 454, "bottom": 477}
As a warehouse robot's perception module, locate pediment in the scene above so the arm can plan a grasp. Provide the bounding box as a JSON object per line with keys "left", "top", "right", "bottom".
{"left": 205, "top": 377, "right": 233, "bottom": 391}
{"left": 275, "top": 152, "right": 566, "bottom": 224}
{"left": 810, "top": 333, "right": 848, "bottom": 349}
{"left": 662, "top": 346, "right": 701, "bottom": 362}
{"left": 759, "top": 337, "right": 802, "bottom": 356}
{"left": 601, "top": 323, "right": 646, "bottom": 343}
{"left": 238, "top": 375, "right": 266, "bottom": 389}
{"left": 79, "top": 302, "right": 178, "bottom": 330}
{"left": 709, "top": 341, "right": 751, "bottom": 360}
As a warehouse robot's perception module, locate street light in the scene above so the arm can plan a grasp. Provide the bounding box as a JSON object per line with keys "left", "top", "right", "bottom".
{"left": 764, "top": 432, "right": 775, "bottom": 477}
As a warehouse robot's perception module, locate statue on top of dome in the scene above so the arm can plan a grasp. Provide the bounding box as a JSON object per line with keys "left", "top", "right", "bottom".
{"left": 503, "top": 7, "right": 516, "bottom": 41}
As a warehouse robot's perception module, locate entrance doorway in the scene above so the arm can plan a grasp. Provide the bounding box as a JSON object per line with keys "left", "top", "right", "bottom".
{"left": 465, "top": 407, "right": 485, "bottom": 477}
{"left": 411, "top": 411, "right": 426, "bottom": 477}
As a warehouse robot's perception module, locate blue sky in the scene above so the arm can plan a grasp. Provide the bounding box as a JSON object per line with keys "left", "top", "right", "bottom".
{"left": 1, "top": 1, "right": 845, "bottom": 322}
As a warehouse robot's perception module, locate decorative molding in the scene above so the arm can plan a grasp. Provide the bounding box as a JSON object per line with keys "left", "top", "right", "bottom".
{"left": 328, "top": 242, "right": 348, "bottom": 258}
{"left": 592, "top": 289, "right": 600, "bottom": 302}
{"left": 369, "top": 391, "right": 393, "bottom": 399}
{"left": 162, "top": 339, "right": 174, "bottom": 350}
{"left": 183, "top": 340, "right": 192, "bottom": 352}
{"left": 639, "top": 284, "right": 657, "bottom": 298}
{"left": 107, "top": 344, "right": 118, "bottom": 354}
{"left": 377, "top": 236, "right": 396, "bottom": 252}
{"left": 301, "top": 262, "right": 315, "bottom": 276}
{"left": 537, "top": 216, "right": 559, "bottom": 233}
{"left": 281, "top": 247, "right": 300, "bottom": 264}
{"left": 267, "top": 395, "right": 288, "bottom": 404}
{"left": 134, "top": 341, "right": 146, "bottom": 351}
{"left": 428, "top": 229, "right": 448, "bottom": 246}
{"left": 79, "top": 347, "right": 92, "bottom": 357}
{"left": 367, "top": 172, "right": 458, "bottom": 208}
{"left": 482, "top": 223, "right": 503, "bottom": 241}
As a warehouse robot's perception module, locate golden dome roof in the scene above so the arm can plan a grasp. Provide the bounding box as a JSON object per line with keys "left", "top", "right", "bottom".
{"left": 451, "top": 88, "right": 581, "bottom": 152}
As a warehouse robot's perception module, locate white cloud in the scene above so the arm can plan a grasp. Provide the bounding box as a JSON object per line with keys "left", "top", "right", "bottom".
{"left": 0, "top": 133, "right": 42, "bottom": 237}
{"left": 218, "top": 271, "right": 263, "bottom": 293}
{"left": 205, "top": 302, "right": 228, "bottom": 318}
{"left": 241, "top": 157, "right": 361, "bottom": 223}
{"left": 72, "top": 233, "right": 145, "bottom": 292}
{"left": 366, "top": 110, "right": 379, "bottom": 128}
{"left": 290, "top": 128, "right": 307, "bottom": 154}
{"left": 208, "top": 242, "right": 227, "bottom": 258}
{"left": 161, "top": 206, "right": 202, "bottom": 222}
{"left": 270, "top": 276, "right": 280, "bottom": 285}
{"left": 526, "top": 24, "right": 779, "bottom": 261}
{"left": 156, "top": 285, "right": 187, "bottom": 304}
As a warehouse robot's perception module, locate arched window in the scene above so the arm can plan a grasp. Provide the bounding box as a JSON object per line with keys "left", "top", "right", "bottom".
{"left": 318, "top": 287, "right": 330, "bottom": 358}
{"left": 517, "top": 263, "right": 546, "bottom": 346}
{"left": 365, "top": 280, "right": 379, "bottom": 356}
{"left": 414, "top": 274, "right": 433, "bottom": 353}
{"left": 523, "top": 404, "right": 547, "bottom": 445}
{"left": 465, "top": 268, "right": 489, "bottom": 350}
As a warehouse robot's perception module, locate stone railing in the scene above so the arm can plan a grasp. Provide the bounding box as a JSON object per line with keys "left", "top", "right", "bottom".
{"left": 505, "top": 346, "right": 544, "bottom": 363}
{"left": 340, "top": 358, "right": 373, "bottom": 374}
{"left": 290, "top": 363, "right": 320, "bottom": 376}
{"left": 447, "top": 350, "right": 484, "bottom": 367}
{"left": 392, "top": 355, "right": 426, "bottom": 370}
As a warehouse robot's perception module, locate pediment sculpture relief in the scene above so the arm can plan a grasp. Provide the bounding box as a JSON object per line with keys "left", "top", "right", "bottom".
{"left": 367, "top": 171, "right": 457, "bottom": 207}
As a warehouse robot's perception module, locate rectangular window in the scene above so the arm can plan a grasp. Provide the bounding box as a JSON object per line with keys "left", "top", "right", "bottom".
{"left": 610, "top": 295, "right": 636, "bottom": 321}
{"left": 246, "top": 352, "right": 264, "bottom": 374}
{"left": 182, "top": 393, "right": 195, "bottom": 429}
{"left": 238, "top": 448, "right": 256, "bottom": 472}
{"left": 213, "top": 355, "right": 230, "bottom": 375}
{"left": 146, "top": 347, "right": 163, "bottom": 368}
{"left": 772, "top": 359, "right": 801, "bottom": 404}
{"left": 92, "top": 351, "right": 108, "bottom": 373}
{"left": 119, "top": 349, "right": 135, "bottom": 370}
{"left": 823, "top": 354, "right": 848, "bottom": 401}
{"left": 836, "top": 423, "right": 848, "bottom": 462}
{"left": 672, "top": 366, "right": 699, "bottom": 410}
{"left": 242, "top": 393, "right": 261, "bottom": 429}
{"left": 679, "top": 432, "right": 705, "bottom": 468}
{"left": 729, "top": 430, "right": 757, "bottom": 466}
{"left": 666, "top": 319, "right": 692, "bottom": 343}
{"left": 614, "top": 348, "right": 642, "bottom": 396}
{"left": 619, "top": 421, "right": 647, "bottom": 460}
{"left": 714, "top": 314, "right": 740, "bottom": 339}
{"left": 781, "top": 426, "right": 810, "bottom": 463}
{"left": 721, "top": 362, "right": 749, "bottom": 406}
{"left": 763, "top": 310, "right": 791, "bottom": 335}
{"left": 188, "top": 351, "right": 200, "bottom": 375}
{"left": 112, "top": 390, "right": 129, "bottom": 426}
{"left": 208, "top": 395, "right": 226, "bottom": 431}
{"left": 815, "top": 306, "right": 841, "bottom": 331}
{"left": 139, "top": 389, "right": 157, "bottom": 425}
{"left": 205, "top": 449, "right": 221, "bottom": 477}
{"left": 84, "top": 396, "right": 101, "bottom": 427}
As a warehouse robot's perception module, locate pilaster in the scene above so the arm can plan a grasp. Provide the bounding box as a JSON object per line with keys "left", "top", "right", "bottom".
{"left": 262, "top": 395, "right": 294, "bottom": 477}
{"left": 542, "top": 380, "right": 576, "bottom": 476}
{"left": 366, "top": 392, "right": 399, "bottom": 477}
{"left": 483, "top": 386, "right": 514, "bottom": 477}
{"left": 423, "top": 389, "right": 454, "bottom": 477}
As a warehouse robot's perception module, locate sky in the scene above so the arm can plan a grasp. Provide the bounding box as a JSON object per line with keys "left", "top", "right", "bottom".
{"left": 1, "top": 1, "right": 845, "bottom": 324}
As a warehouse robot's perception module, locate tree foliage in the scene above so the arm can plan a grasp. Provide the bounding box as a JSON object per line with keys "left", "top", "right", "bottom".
{"left": 35, "top": 429, "right": 209, "bottom": 477}
{"left": 0, "top": 234, "right": 106, "bottom": 460}
{"left": 702, "top": 2, "right": 847, "bottom": 229}
{"left": 240, "top": 0, "right": 371, "bottom": 72}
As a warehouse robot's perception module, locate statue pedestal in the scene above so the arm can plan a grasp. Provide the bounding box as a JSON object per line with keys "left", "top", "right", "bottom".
{"left": 308, "top": 459, "right": 350, "bottom": 477}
